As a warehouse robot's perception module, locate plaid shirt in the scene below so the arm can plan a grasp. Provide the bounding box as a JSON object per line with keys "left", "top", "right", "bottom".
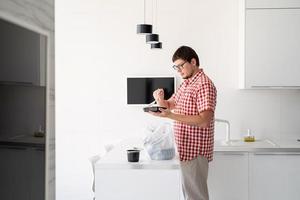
{"left": 173, "top": 69, "right": 217, "bottom": 162}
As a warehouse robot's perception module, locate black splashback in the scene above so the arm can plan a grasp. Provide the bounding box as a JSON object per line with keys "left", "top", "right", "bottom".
{"left": 0, "top": 85, "right": 45, "bottom": 137}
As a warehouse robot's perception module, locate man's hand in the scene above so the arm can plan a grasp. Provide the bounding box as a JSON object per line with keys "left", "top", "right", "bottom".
{"left": 153, "top": 88, "right": 164, "bottom": 101}
{"left": 148, "top": 109, "right": 214, "bottom": 128}
{"left": 149, "top": 108, "right": 172, "bottom": 118}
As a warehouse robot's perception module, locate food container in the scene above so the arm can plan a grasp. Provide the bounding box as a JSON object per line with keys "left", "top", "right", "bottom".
{"left": 126, "top": 149, "right": 140, "bottom": 162}
{"left": 146, "top": 146, "right": 175, "bottom": 160}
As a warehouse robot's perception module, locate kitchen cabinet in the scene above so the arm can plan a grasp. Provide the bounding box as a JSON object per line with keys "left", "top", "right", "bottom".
{"left": 240, "top": 0, "right": 300, "bottom": 89}
{"left": 29, "top": 147, "right": 45, "bottom": 200}
{"left": 249, "top": 152, "right": 300, "bottom": 200}
{"left": 96, "top": 169, "right": 181, "bottom": 200}
{"left": 95, "top": 138, "right": 182, "bottom": 200}
{"left": 0, "top": 19, "right": 46, "bottom": 86}
{"left": 0, "top": 145, "right": 45, "bottom": 200}
{"left": 95, "top": 138, "right": 300, "bottom": 200}
{"left": 96, "top": 152, "right": 249, "bottom": 200}
{"left": 208, "top": 152, "right": 249, "bottom": 200}
{"left": 0, "top": 146, "right": 31, "bottom": 200}
{"left": 246, "top": 0, "right": 300, "bottom": 8}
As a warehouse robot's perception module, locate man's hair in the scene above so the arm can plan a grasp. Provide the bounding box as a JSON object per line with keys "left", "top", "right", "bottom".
{"left": 172, "top": 46, "right": 200, "bottom": 66}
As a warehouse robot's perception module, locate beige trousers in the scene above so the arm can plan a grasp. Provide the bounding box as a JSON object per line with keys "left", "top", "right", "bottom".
{"left": 179, "top": 155, "right": 209, "bottom": 200}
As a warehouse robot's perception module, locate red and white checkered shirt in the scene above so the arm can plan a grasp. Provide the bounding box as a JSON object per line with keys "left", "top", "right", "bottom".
{"left": 173, "top": 69, "right": 217, "bottom": 162}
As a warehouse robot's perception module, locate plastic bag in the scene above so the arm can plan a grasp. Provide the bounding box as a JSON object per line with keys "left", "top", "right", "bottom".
{"left": 143, "top": 122, "right": 175, "bottom": 160}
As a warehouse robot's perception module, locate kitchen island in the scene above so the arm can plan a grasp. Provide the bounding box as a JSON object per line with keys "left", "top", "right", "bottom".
{"left": 95, "top": 137, "right": 300, "bottom": 200}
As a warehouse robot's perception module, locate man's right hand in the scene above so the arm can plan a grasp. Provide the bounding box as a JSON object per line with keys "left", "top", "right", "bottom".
{"left": 153, "top": 88, "right": 164, "bottom": 101}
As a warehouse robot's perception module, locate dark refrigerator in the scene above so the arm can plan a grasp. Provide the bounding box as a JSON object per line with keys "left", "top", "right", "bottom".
{"left": 0, "top": 18, "right": 47, "bottom": 200}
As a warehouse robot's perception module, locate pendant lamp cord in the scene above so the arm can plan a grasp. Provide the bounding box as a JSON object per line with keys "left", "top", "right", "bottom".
{"left": 155, "top": 0, "right": 157, "bottom": 33}
{"left": 152, "top": 0, "right": 154, "bottom": 29}
{"left": 151, "top": 0, "right": 158, "bottom": 32}
{"left": 144, "top": 0, "right": 146, "bottom": 23}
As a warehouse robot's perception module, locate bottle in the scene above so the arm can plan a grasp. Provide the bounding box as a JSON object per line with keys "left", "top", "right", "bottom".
{"left": 244, "top": 129, "right": 255, "bottom": 142}
{"left": 34, "top": 125, "right": 45, "bottom": 137}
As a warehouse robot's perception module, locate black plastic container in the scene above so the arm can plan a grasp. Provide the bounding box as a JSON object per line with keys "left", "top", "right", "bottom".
{"left": 143, "top": 106, "right": 166, "bottom": 113}
{"left": 127, "top": 149, "right": 140, "bottom": 162}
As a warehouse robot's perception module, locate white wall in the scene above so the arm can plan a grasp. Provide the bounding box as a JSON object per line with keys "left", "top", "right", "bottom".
{"left": 56, "top": 0, "right": 300, "bottom": 199}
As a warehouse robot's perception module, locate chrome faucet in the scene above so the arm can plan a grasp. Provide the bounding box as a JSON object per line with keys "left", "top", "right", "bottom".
{"left": 215, "top": 118, "right": 231, "bottom": 143}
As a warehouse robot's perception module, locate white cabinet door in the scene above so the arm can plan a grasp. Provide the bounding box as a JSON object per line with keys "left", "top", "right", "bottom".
{"left": 245, "top": 8, "right": 300, "bottom": 88}
{"left": 249, "top": 153, "right": 300, "bottom": 200}
{"left": 95, "top": 169, "right": 181, "bottom": 200}
{"left": 208, "top": 152, "right": 249, "bottom": 200}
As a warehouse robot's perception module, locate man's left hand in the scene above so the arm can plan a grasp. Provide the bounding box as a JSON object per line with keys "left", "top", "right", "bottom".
{"left": 149, "top": 108, "right": 172, "bottom": 118}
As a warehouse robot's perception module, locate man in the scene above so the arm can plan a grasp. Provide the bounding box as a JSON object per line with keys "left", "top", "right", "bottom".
{"left": 150, "top": 46, "right": 217, "bottom": 200}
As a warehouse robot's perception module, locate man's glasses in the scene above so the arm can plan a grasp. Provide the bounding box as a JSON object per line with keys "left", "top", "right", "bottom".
{"left": 172, "top": 61, "right": 186, "bottom": 71}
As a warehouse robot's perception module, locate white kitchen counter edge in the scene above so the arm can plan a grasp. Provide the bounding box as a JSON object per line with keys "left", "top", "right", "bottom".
{"left": 214, "top": 147, "right": 300, "bottom": 152}
{"left": 95, "top": 138, "right": 300, "bottom": 170}
{"left": 95, "top": 160, "right": 180, "bottom": 170}
{"left": 95, "top": 148, "right": 300, "bottom": 170}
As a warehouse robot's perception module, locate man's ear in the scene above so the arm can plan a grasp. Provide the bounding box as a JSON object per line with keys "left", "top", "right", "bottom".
{"left": 191, "top": 58, "right": 197, "bottom": 67}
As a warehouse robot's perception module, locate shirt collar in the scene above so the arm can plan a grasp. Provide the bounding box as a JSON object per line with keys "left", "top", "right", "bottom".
{"left": 186, "top": 68, "right": 203, "bottom": 85}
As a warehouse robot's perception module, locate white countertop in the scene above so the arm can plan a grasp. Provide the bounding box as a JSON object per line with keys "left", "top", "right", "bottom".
{"left": 95, "top": 137, "right": 300, "bottom": 170}
{"left": 272, "top": 139, "right": 300, "bottom": 148}
{"left": 95, "top": 137, "right": 179, "bottom": 169}
{"left": 214, "top": 138, "right": 300, "bottom": 152}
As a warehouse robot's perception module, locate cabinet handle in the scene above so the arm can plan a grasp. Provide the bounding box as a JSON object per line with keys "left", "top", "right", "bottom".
{"left": 253, "top": 152, "right": 300, "bottom": 155}
{"left": 216, "top": 152, "right": 247, "bottom": 156}
{"left": 0, "top": 146, "right": 27, "bottom": 150}
{"left": 33, "top": 148, "right": 45, "bottom": 151}
{"left": 0, "top": 81, "right": 34, "bottom": 85}
{"left": 247, "top": 7, "right": 300, "bottom": 10}
{"left": 251, "top": 86, "right": 300, "bottom": 89}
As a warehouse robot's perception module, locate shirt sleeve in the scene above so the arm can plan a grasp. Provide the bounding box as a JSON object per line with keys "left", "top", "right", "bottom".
{"left": 172, "top": 81, "right": 185, "bottom": 107}
{"left": 196, "top": 82, "right": 217, "bottom": 113}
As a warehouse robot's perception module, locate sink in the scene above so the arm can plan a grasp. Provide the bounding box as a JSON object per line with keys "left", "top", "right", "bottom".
{"left": 214, "top": 139, "right": 278, "bottom": 148}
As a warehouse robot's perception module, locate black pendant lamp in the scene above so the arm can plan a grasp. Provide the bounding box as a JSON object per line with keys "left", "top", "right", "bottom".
{"left": 136, "top": 0, "right": 152, "bottom": 34}
{"left": 151, "top": 42, "right": 162, "bottom": 49}
{"left": 146, "top": 33, "right": 159, "bottom": 44}
{"left": 137, "top": 24, "right": 152, "bottom": 34}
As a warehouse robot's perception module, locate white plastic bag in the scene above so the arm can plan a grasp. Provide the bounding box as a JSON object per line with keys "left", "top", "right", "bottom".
{"left": 143, "top": 122, "right": 175, "bottom": 160}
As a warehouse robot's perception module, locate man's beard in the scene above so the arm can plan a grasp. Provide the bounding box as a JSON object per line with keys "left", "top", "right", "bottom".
{"left": 182, "top": 73, "right": 192, "bottom": 79}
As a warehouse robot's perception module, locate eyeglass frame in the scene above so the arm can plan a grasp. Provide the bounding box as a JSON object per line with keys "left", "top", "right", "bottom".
{"left": 172, "top": 61, "right": 187, "bottom": 71}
